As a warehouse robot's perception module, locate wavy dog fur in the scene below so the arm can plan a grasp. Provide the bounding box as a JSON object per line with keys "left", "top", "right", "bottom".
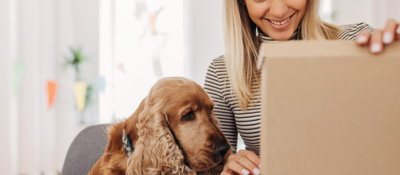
{"left": 126, "top": 98, "right": 193, "bottom": 175}
{"left": 89, "top": 77, "right": 230, "bottom": 175}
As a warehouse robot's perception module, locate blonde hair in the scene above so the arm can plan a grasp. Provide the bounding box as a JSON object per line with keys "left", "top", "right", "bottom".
{"left": 223, "top": 0, "right": 340, "bottom": 110}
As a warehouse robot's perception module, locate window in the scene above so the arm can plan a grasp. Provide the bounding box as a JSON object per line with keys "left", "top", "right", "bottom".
{"left": 99, "top": 0, "right": 184, "bottom": 123}
{"left": 320, "top": 0, "right": 333, "bottom": 23}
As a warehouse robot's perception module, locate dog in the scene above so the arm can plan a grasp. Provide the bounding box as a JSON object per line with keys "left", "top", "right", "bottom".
{"left": 88, "top": 77, "right": 231, "bottom": 175}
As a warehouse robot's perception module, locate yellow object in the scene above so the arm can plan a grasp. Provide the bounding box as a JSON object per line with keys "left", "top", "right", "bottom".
{"left": 74, "top": 81, "right": 87, "bottom": 111}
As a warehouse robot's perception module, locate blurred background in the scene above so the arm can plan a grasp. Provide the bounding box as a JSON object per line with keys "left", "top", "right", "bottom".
{"left": 1, "top": 0, "right": 399, "bottom": 174}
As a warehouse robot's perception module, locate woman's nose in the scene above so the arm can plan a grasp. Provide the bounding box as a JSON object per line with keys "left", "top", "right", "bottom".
{"left": 269, "top": 0, "right": 288, "bottom": 19}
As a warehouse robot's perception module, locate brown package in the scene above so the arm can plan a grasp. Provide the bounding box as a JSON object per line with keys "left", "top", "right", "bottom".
{"left": 258, "top": 41, "right": 400, "bottom": 175}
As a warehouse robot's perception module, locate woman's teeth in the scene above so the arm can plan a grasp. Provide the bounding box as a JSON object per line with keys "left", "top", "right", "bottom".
{"left": 269, "top": 17, "right": 290, "bottom": 25}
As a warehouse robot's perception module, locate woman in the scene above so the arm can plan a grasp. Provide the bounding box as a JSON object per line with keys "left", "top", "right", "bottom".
{"left": 204, "top": 0, "right": 400, "bottom": 174}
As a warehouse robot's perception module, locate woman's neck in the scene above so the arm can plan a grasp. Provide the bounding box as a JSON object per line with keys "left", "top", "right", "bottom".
{"left": 258, "top": 25, "right": 302, "bottom": 43}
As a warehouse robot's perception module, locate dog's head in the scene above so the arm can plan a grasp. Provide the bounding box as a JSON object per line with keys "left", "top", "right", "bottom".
{"left": 160, "top": 78, "right": 231, "bottom": 171}
{"left": 127, "top": 77, "right": 230, "bottom": 175}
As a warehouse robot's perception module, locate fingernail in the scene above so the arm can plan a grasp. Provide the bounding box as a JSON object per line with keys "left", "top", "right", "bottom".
{"left": 383, "top": 32, "right": 392, "bottom": 44}
{"left": 241, "top": 169, "right": 250, "bottom": 175}
{"left": 397, "top": 26, "right": 400, "bottom": 34}
{"left": 259, "top": 164, "right": 261, "bottom": 168}
{"left": 357, "top": 35, "right": 367, "bottom": 43}
{"left": 253, "top": 168, "right": 261, "bottom": 175}
{"left": 371, "top": 43, "right": 381, "bottom": 53}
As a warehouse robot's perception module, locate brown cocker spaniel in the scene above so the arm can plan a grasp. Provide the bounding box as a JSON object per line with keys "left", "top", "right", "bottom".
{"left": 89, "top": 77, "right": 231, "bottom": 175}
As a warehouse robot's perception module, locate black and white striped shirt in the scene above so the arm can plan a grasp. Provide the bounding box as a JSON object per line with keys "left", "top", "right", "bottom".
{"left": 204, "top": 22, "right": 374, "bottom": 155}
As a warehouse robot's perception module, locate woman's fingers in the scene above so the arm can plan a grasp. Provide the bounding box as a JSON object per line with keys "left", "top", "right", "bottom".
{"left": 222, "top": 150, "right": 261, "bottom": 175}
{"left": 357, "top": 19, "right": 400, "bottom": 55}
{"left": 235, "top": 150, "right": 261, "bottom": 175}
{"left": 356, "top": 30, "right": 371, "bottom": 46}
{"left": 237, "top": 150, "right": 261, "bottom": 168}
{"left": 370, "top": 30, "right": 383, "bottom": 54}
{"left": 383, "top": 19, "right": 398, "bottom": 44}
{"left": 224, "top": 158, "right": 250, "bottom": 175}
{"left": 236, "top": 156, "right": 260, "bottom": 174}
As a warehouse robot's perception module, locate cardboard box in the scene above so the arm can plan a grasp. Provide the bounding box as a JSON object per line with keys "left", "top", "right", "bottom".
{"left": 258, "top": 41, "right": 400, "bottom": 175}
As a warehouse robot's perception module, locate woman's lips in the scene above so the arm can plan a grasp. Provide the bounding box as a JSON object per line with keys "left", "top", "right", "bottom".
{"left": 265, "top": 13, "right": 296, "bottom": 30}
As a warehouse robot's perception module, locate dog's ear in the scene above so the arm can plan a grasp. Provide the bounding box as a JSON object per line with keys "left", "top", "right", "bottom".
{"left": 126, "top": 103, "right": 195, "bottom": 175}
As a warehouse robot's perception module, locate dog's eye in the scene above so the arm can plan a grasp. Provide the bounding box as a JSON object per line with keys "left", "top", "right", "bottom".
{"left": 182, "top": 111, "right": 195, "bottom": 121}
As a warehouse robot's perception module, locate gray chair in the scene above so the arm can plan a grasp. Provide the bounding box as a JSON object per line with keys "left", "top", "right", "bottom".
{"left": 62, "top": 124, "right": 109, "bottom": 175}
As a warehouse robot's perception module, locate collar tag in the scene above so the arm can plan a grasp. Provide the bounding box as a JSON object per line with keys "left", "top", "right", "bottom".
{"left": 122, "top": 129, "right": 134, "bottom": 157}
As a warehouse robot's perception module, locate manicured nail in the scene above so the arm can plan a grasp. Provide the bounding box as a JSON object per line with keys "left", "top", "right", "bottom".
{"left": 383, "top": 32, "right": 392, "bottom": 44}
{"left": 397, "top": 26, "right": 400, "bottom": 34}
{"left": 253, "top": 168, "right": 261, "bottom": 175}
{"left": 357, "top": 35, "right": 367, "bottom": 43}
{"left": 241, "top": 169, "right": 250, "bottom": 175}
{"left": 371, "top": 43, "right": 381, "bottom": 53}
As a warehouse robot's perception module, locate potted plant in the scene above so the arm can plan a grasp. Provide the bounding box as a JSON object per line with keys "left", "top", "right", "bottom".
{"left": 65, "top": 46, "right": 95, "bottom": 124}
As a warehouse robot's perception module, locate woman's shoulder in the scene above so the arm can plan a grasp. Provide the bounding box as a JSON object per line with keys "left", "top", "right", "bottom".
{"left": 336, "top": 22, "right": 374, "bottom": 41}
{"left": 211, "top": 55, "right": 226, "bottom": 65}
{"left": 208, "top": 55, "right": 227, "bottom": 69}
{"left": 205, "top": 56, "right": 228, "bottom": 87}
{"left": 206, "top": 55, "right": 228, "bottom": 81}
{"left": 338, "top": 22, "right": 374, "bottom": 33}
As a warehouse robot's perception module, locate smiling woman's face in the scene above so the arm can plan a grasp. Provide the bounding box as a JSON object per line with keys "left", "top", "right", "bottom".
{"left": 244, "top": 0, "right": 307, "bottom": 41}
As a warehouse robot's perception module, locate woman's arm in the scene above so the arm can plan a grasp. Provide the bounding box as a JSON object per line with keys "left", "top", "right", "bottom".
{"left": 204, "top": 59, "right": 238, "bottom": 153}
{"left": 204, "top": 59, "right": 261, "bottom": 175}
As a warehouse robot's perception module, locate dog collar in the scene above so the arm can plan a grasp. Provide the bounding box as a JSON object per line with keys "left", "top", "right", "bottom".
{"left": 122, "top": 129, "right": 134, "bottom": 157}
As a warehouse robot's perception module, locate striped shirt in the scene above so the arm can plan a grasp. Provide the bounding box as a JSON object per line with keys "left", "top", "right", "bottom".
{"left": 204, "top": 22, "right": 374, "bottom": 155}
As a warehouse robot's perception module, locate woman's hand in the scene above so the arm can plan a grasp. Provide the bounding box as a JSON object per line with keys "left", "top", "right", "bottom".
{"left": 356, "top": 19, "right": 400, "bottom": 54}
{"left": 221, "top": 150, "right": 261, "bottom": 175}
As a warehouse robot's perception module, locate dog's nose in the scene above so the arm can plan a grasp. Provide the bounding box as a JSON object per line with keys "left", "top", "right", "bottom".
{"left": 214, "top": 142, "right": 230, "bottom": 157}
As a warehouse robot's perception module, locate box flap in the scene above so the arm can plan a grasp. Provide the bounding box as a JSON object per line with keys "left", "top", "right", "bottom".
{"left": 257, "top": 41, "right": 400, "bottom": 70}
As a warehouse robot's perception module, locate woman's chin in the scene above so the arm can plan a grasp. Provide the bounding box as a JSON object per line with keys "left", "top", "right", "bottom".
{"left": 269, "top": 31, "right": 296, "bottom": 41}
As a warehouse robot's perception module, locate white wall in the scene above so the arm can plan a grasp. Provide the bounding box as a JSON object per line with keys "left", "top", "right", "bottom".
{"left": 332, "top": 0, "right": 400, "bottom": 28}
{"left": 38, "top": 0, "right": 57, "bottom": 173}
{"left": 54, "top": 0, "right": 76, "bottom": 172}
{"left": 183, "top": 0, "right": 224, "bottom": 86}
{"left": 0, "top": 0, "right": 18, "bottom": 174}
{"left": 17, "top": 0, "right": 42, "bottom": 173}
